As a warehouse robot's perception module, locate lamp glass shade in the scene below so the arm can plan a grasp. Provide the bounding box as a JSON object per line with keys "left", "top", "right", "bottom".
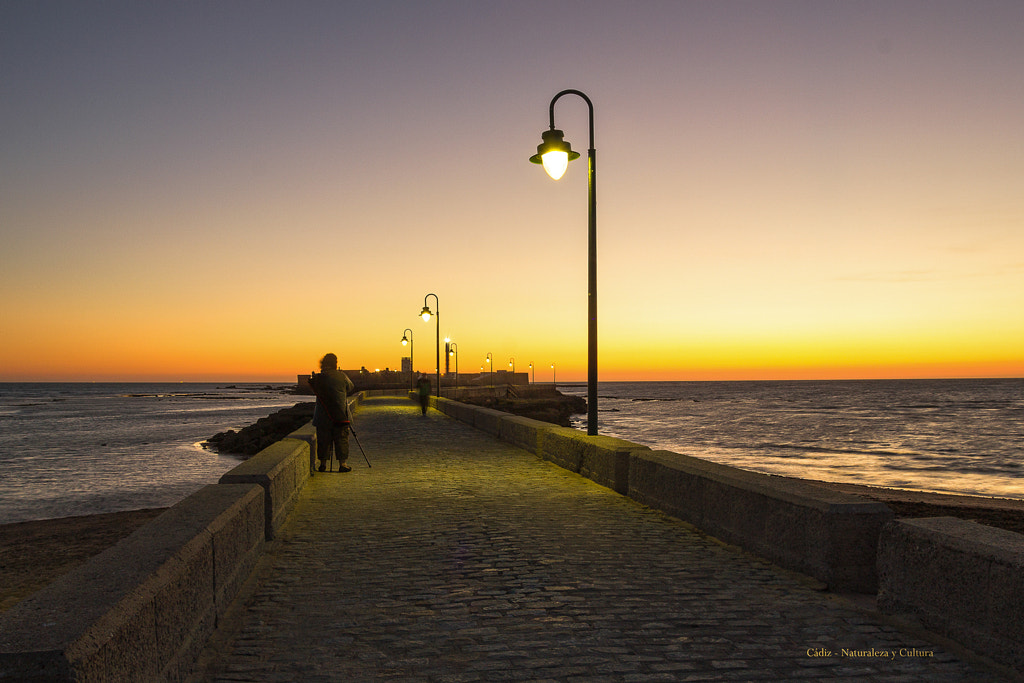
{"left": 401, "top": 337, "right": 408, "bottom": 346}
{"left": 420, "top": 306, "right": 432, "bottom": 322}
{"left": 541, "top": 151, "right": 569, "bottom": 180}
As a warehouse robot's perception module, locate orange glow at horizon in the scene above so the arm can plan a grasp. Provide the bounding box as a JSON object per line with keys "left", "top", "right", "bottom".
{"left": 2, "top": 4, "right": 1024, "bottom": 383}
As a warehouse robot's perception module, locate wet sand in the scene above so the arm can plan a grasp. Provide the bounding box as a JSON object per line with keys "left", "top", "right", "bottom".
{"left": 0, "top": 508, "right": 165, "bottom": 613}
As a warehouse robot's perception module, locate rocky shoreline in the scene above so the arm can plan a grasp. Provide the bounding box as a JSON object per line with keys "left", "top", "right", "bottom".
{"left": 458, "top": 393, "right": 588, "bottom": 427}
{"left": 203, "top": 402, "right": 315, "bottom": 456}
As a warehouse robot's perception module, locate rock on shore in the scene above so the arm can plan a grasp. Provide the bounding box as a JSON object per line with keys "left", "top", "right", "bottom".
{"left": 204, "top": 402, "right": 315, "bottom": 456}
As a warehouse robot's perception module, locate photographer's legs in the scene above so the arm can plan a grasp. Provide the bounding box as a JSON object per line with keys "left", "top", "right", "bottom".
{"left": 315, "top": 424, "right": 333, "bottom": 472}
{"left": 333, "top": 425, "right": 351, "bottom": 472}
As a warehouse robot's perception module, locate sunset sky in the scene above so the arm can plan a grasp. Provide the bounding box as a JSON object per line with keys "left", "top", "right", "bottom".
{"left": 2, "top": 1, "right": 1022, "bottom": 382}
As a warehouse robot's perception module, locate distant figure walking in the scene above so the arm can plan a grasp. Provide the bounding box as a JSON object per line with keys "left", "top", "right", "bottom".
{"left": 308, "top": 353, "right": 356, "bottom": 472}
{"left": 416, "top": 376, "right": 431, "bottom": 415}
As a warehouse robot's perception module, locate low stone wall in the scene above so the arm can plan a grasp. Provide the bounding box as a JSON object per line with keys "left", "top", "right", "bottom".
{"left": 878, "top": 517, "right": 1024, "bottom": 672}
{"left": 538, "top": 427, "right": 649, "bottom": 495}
{"left": 426, "top": 394, "right": 892, "bottom": 593}
{"left": 629, "top": 450, "right": 892, "bottom": 593}
{"left": 219, "top": 438, "right": 310, "bottom": 541}
{"left": 0, "top": 484, "right": 264, "bottom": 682}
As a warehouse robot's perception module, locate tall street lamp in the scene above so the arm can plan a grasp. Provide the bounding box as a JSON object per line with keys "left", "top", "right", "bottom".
{"left": 530, "top": 89, "right": 598, "bottom": 435}
{"left": 420, "top": 293, "right": 440, "bottom": 398}
{"left": 401, "top": 328, "right": 414, "bottom": 389}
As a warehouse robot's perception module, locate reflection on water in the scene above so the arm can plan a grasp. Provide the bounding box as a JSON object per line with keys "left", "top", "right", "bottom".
{"left": 0, "top": 383, "right": 303, "bottom": 524}
{"left": 560, "top": 379, "right": 1024, "bottom": 500}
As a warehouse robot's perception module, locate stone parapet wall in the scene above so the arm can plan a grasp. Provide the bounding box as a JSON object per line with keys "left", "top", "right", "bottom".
{"left": 629, "top": 450, "right": 892, "bottom": 592}
{"left": 878, "top": 517, "right": 1024, "bottom": 672}
{"left": 218, "top": 438, "right": 310, "bottom": 541}
{"left": 0, "top": 484, "right": 264, "bottom": 682}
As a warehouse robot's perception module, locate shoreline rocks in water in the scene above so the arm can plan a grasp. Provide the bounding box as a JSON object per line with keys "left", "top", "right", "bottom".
{"left": 204, "top": 402, "right": 315, "bottom": 456}
{"left": 459, "top": 393, "right": 588, "bottom": 427}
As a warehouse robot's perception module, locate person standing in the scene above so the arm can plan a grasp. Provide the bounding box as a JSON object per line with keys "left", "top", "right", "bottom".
{"left": 308, "top": 353, "right": 356, "bottom": 472}
{"left": 416, "top": 375, "right": 431, "bottom": 415}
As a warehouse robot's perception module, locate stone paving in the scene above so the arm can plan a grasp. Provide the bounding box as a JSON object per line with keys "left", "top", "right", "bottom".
{"left": 190, "top": 397, "right": 1009, "bottom": 682}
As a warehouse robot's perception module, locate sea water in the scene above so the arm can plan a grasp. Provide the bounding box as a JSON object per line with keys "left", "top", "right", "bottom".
{"left": 2, "top": 379, "right": 1021, "bottom": 525}
{"left": 558, "top": 379, "right": 1023, "bottom": 500}
{"left": 0, "top": 383, "right": 304, "bottom": 524}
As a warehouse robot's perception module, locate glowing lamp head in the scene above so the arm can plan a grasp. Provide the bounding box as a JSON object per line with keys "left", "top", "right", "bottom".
{"left": 529, "top": 128, "right": 579, "bottom": 180}
{"left": 420, "top": 306, "right": 432, "bottom": 322}
{"left": 401, "top": 336, "right": 408, "bottom": 346}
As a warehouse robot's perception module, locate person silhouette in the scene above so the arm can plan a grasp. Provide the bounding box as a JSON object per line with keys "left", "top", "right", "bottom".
{"left": 416, "top": 375, "right": 431, "bottom": 415}
{"left": 308, "top": 353, "right": 355, "bottom": 472}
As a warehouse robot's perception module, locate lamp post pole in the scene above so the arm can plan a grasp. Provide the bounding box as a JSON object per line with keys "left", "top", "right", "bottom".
{"left": 530, "top": 89, "right": 598, "bottom": 435}
{"left": 401, "top": 329, "right": 414, "bottom": 389}
{"left": 420, "top": 293, "right": 440, "bottom": 398}
{"left": 449, "top": 342, "right": 458, "bottom": 397}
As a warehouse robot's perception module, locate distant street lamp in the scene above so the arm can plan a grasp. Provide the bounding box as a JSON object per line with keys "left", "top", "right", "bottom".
{"left": 530, "top": 89, "right": 598, "bottom": 435}
{"left": 551, "top": 362, "right": 556, "bottom": 389}
{"left": 420, "top": 293, "right": 440, "bottom": 398}
{"left": 401, "top": 328, "right": 414, "bottom": 389}
{"left": 508, "top": 357, "right": 515, "bottom": 384}
{"left": 529, "top": 362, "right": 534, "bottom": 384}
{"left": 485, "top": 352, "right": 493, "bottom": 386}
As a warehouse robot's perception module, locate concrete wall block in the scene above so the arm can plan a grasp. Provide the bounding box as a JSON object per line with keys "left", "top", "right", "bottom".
{"left": 878, "top": 517, "right": 1024, "bottom": 671}
{"left": 577, "top": 436, "right": 649, "bottom": 495}
{"left": 286, "top": 421, "right": 318, "bottom": 475}
{"left": 150, "top": 550, "right": 216, "bottom": 680}
{"left": 538, "top": 427, "right": 588, "bottom": 472}
{"left": 628, "top": 450, "right": 891, "bottom": 592}
{"left": 987, "top": 557, "right": 1024, "bottom": 648}
{"left": 219, "top": 437, "right": 309, "bottom": 540}
{"left": 73, "top": 596, "right": 160, "bottom": 683}
{"left": 205, "top": 484, "right": 265, "bottom": 616}
{"left": 627, "top": 450, "right": 702, "bottom": 525}
{"left": 820, "top": 507, "right": 892, "bottom": 593}
{"left": 497, "top": 415, "right": 553, "bottom": 454}
{"left": 471, "top": 407, "right": 505, "bottom": 437}
{"left": 762, "top": 498, "right": 811, "bottom": 565}
{"left": 448, "top": 401, "right": 478, "bottom": 425}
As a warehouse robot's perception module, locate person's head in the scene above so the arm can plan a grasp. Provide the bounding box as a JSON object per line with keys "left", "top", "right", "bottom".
{"left": 319, "top": 353, "right": 338, "bottom": 371}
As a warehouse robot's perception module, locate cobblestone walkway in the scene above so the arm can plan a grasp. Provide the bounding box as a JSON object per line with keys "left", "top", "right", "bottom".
{"left": 190, "top": 397, "right": 1007, "bottom": 682}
